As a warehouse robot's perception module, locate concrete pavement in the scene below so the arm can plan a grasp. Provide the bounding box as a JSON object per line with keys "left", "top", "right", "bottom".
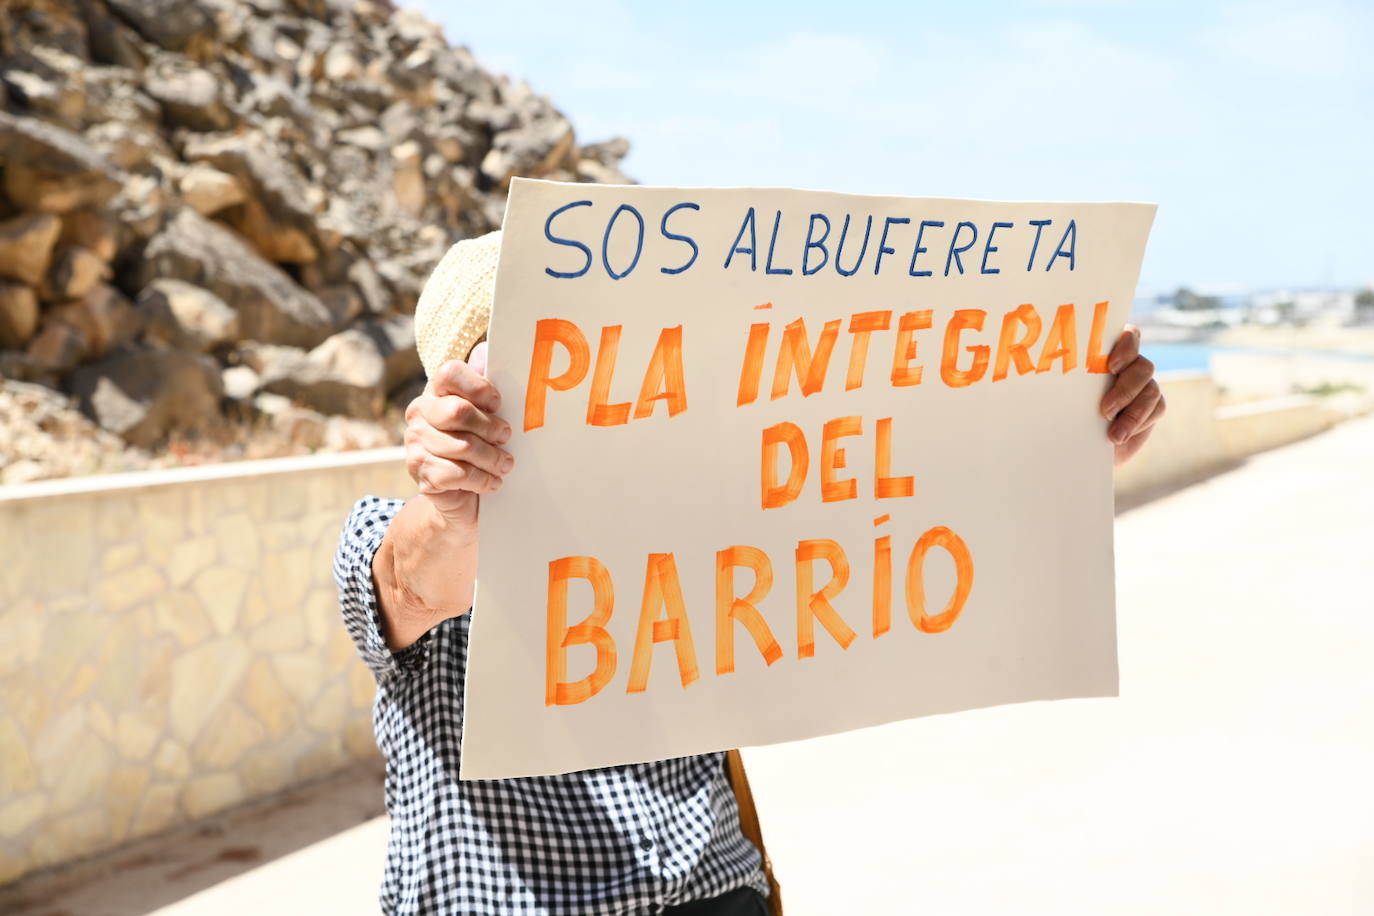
{"left": 6, "top": 417, "right": 1372, "bottom": 915}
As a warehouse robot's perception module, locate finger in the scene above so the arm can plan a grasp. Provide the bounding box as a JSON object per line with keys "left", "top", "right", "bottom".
{"left": 411, "top": 419, "right": 514, "bottom": 477}
{"left": 420, "top": 391, "right": 512, "bottom": 444}
{"left": 412, "top": 450, "right": 504, "bottom": 496}
{"left": 1100, "top": 355, "right": 1155, "bottom": 420}
{"left": 1108, "top": 379, "right": 1162, "bottom": 444}
{"left": 1114, "top": 427, "right": 1153, "bottom": 467}
{"left": 430, "top": 358, "right": 501, "bottom": 414}
{"left": 467, "top": 341, "right": 489, "bottom": 378}
{"left": 1108, "top": 325, "right": 1141, "bottom": 375}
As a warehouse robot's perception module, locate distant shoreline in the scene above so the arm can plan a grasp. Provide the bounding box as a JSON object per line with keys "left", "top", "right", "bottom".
{"left": 1138, "top": 321, "right": 1374, "bottom": 357}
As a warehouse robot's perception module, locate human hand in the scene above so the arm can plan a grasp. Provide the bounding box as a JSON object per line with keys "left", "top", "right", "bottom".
{"left": 1099, "top": 325, "right": 1165, "bottom": 467}
{"left": 403, "top": 341, "right": 514, "bottom": 527}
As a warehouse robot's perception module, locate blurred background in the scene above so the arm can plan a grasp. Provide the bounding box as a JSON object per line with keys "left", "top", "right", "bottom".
{"left": 0, "top": 0, "right": 1369, "bottom": 913}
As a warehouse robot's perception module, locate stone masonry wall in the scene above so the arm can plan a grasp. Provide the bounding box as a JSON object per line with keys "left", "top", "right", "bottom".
{"left": 0, "top": 448, "right": 412, "bottom": 884}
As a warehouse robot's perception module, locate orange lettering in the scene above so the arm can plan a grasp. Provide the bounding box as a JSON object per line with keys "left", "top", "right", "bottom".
{"left": 820, "top": 415, "right": 862, "bottom": 503}
{"left": 526, "top": 318, "right": 590, "bottom": 431}
{"left": 633, "top": 325, "right": 688, "bottom": 419}
{"left": 905, "top": 527, "right": 974, "bottom": 634}
{"left": 627, "top": 553, "right": 699, "bottom": 693}
{"left": 874, "top": 416, "right": 913, "bottom": 499}
{"left": 873, "top": 534, "right": 892, "bottom": 638}
{"left": 715, "top": 546, "right": 783, "bottom": 674}
{"left": 1086, "top": 300, "right": 1112, "bottom": 373}
{"left": 771, "top": 317, "right": 841, "bottom": 399}
{"left": 992, "top": 304, "right": 1042, "bottom": 381}
{"left": 890, "top": 310, "right": 933, "bottom": 387}
{"left": 1035, "top": 303, "right": 1078, "bottom": 374}
{"left": 761, "top": 421, "right": 808, "bottom": 509}
{"left": 587, "top": 324, "right": 631, "bottom": 426}
{"left": 737, "top": 320, "right": 770, "bottom": 406}
{"left": 845, "top": 310, "right": 892, "bottom": 391}
{"left": 795, "top": 539, "right": 856, "bottom": 658}
{"left": 940, "top": 309, "right": 990, "bottom": 388}
{"left": 546, "top": 556, "right": 617, "bottom": 705}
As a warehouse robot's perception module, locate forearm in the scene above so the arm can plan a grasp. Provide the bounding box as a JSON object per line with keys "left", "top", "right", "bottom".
{"left": 372, "top": 495, "right": 478, "bottom": 650}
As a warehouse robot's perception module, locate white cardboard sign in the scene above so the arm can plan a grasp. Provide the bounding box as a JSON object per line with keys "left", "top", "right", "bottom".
{"left": 461, "top": 178, "right": 1155, "bottom": 779}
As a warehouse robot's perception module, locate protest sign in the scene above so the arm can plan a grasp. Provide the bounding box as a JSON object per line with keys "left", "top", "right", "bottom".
{"left": 460, "top": 178, "right": 1155, "bottom": 779}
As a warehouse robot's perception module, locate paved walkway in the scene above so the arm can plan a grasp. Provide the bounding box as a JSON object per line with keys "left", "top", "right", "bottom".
{"left": 8, "top": 417, "right": 1373, "bottom": 915}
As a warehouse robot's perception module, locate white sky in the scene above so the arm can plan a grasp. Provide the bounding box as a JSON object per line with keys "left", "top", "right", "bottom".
{"left": 411, "top": 0, "right": 1373, "bottom": 294}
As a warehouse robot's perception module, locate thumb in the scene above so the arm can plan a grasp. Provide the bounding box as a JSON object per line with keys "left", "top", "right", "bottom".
{"left": 467, "top": 340, "right": 489, "bottom": 378}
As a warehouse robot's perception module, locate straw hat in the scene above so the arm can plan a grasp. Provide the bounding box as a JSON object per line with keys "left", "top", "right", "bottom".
{"left": 413, "top": 229, "right": 502, "bottom": 379}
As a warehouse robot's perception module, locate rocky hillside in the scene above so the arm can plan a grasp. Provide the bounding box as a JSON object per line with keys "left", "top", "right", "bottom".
{"left": 0, "top": 0, "right": 631, "bottom": 483}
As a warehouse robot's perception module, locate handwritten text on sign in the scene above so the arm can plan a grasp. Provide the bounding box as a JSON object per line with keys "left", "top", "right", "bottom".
{"left": 461, "top": 180, "right": 1156, "bottom": 779}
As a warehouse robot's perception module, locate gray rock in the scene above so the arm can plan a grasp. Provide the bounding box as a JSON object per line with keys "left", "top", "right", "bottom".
{"left": 258, "top": 328, "right": 386, "bottom": 418}
{"left": 481, "top": 116, "right": 575, "bottom": 188}
{"left": 137, "top": 279, "right": 239, "bottom": 351}
{"left": 181, "top": 132, "right": 319, "bottom": 244}
{"left": 144, "top": 61, "right": 234, "bottom": 131}
{"left": 135, "top": 208, "right": 334, "bottom": 347}
{"left": 83, "top": 121, "right": 170, "bottom": 171}
{"left": 357, "top": 314, "right": 421, "bottom": 393}
{"left": 69, "top": 347, "right": 224, "bottom": 448}
{"left": 79, "top": 0, "right": 151, "bottom": 70}
{"left": 347, "top": 257, "right": 391, "bottom": 315}
{"left": 0, "top": 112, "right": 125, "bottom": 212}
{"left": 581, "top": 136, "right": 631, "bottom": 166}
{"left": 0, "top": 213, "right": 63, "bottom": 286}
{"left": 104, "top": 0, "right": 215, "bottom": 53}
{"left": 178, "top": 164, "right": 246, "bottom": 216}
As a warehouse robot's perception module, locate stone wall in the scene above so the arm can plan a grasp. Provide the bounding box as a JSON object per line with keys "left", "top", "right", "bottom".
{"left": 1112, "top": 371, "right": 1363, "bottom": 500}
{"left": 0, "top": 448, "right": 412, "bottom": 884}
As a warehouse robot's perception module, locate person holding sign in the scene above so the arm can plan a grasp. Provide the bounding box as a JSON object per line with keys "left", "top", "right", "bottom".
{"left": 335, "top": 213, "right": 1162, "bottom": 914}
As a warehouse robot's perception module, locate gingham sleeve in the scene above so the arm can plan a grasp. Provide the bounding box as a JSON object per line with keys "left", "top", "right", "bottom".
{"left": 333, "top": 495, "right": 432, "bottom": 683}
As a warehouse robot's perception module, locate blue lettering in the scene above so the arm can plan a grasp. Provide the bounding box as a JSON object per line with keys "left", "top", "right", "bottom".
{"left": 908, "top": 219, "right": 944, "bottom": 277}
{"left": 659, "top": 202, "right": 700, "bottom": 275}
{"left": 980, "top": 221, "right": 1014, "bottom": 275}
{"left": 1026, "top": 219, "right": 1052, "bottom": 271}
{"left": 765, "top": 209, "right": 793, "bottom": 276}
{"left": 1045, "top": 219, "right": 1077, "bottom": 271}
{"left": 835, "top": 214, "right": 873, "bottom": 277}
{"left": 874, "top": 217, "right": 910, "bottom": 275}
{"left": 802, "top": 213, "right": 831, "bottom": 276}
{"left": 724, "top": 207, "right": 759, "bottom": 271}
{"left": 601, "top": 204, "right": 645, "bottom": 280}
{"left": 543, "top": 200, "right": 593, "bottom": 279}
{"left": 944, "top": 221, "right": 978, "bottom": 276}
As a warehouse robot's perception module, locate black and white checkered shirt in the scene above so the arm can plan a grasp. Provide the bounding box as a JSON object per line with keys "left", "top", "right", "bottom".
{"left": 334, "top": 496, "right": 770, "bottom": 915}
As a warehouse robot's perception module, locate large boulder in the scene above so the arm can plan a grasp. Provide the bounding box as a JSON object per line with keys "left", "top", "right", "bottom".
{"left": 480, "top": 116, "right": 576, "bottom": 188}
{"left": 0, "top": 112, "right": 124, "bottom": 212}
{"left": 252, "top": 329, "right": 386, "bottom": 419}
{"left": 182, "top": 132, "right": 321, "bottom": 260}
{"left": 143, "top": 60, "right": 234, "bottom": 131}
{"left": 134, "top": 208, "right": 334, "bottom": 347}
{"left": 69, "top": 347, "right": 224, "bottom": 448}
{"left": 0, "top": 213, "right": 62, "bottom": 286}
{"left": 178, "top": 164, "right": 247, "bottom": 216}
{"left": 356, "top": 315, "right": 421, "bottom": 393}
{"left": 137, "top": 279, "right": 238, "bottom": 352}
{"left": 103, "top": 0, "right": 216, "bottom": 53}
